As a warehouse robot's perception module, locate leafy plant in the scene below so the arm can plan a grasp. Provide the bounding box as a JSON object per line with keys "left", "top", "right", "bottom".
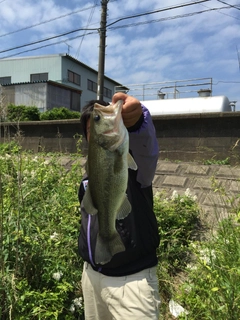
{"left": 40, "top": 107, "right": 80, "bottom": 120}
{"left": 203, "top": 157, "right": 230, "bottom": 165}
{"left": 177, "top": 216, "right": 240, "bottom": 320}
{"left": 0, "top": 149, "right": 84, "bottom": 319}
{"left": 7, "top": 104, "right": 40, "bottom": 121}
{"left": 154, "top": 188, "right": 201, "bottom": 276}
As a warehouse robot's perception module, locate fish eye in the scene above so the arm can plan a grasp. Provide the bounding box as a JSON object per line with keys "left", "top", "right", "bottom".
{"left": 94, "top": 114, "right": 101, "bottom": 122}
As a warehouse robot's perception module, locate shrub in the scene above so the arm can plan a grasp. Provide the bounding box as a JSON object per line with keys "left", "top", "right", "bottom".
{"left": 40, "top": 107, "right": 80, "bottom": 120}
{"left": 7, "top": 104, "right": 40, "bottom": 121}
{"left": 154, "top": 189, "right": 201, "bottom": 276}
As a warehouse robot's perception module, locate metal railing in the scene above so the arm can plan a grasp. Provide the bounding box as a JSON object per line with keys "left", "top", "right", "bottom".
{"left": 115, "top": 77, "right": 213, "bottom": 100}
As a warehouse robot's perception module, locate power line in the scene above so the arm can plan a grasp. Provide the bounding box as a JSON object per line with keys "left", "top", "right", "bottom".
{"left": 0, "top": 2, "right": 237, "bottom": 58}
{"left": 0, "top": 0, "right": 212, "bottom": 56}
{"left": 217, "top": 0, "right": 240, "bottom": 11}
{"left": 193, "top": 0, "right": 240, "bottom": 19}
{"left": 0, "top": 0, "right": 208, "bottom": 40}
{"left": 106, "top": 0, "right": 212, "bottom": 27}
{"left": 108, "top": 5, "right": 240, "bottom": 31}
{"left": 75, "top": 1, "right": 98, "bottom": 59}
{"left": 0, "top": 32, "right": 98, "bottom": 59}
{"left": 0, "top": 5, "right": 100, "bottom": 39}
{"left": 0, "top": 27, "right": 98, "bottom": 55}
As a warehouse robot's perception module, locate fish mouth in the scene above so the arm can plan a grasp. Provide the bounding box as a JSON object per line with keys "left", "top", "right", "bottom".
{"left": 94, "top": 100, "right": 123, "bottom": 114}
{"left": 94, "top": 100, "right": 123, "bottom": 136}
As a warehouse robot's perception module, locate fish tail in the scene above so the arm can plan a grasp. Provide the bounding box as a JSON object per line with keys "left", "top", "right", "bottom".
{"left": 95, "top": 233, "right": 125, "bottom": 265}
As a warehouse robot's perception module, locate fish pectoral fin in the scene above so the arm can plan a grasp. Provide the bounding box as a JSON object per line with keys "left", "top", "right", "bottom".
{"left": 95, "top": 232, "right": 125, "bottom": 265}
{"left": 127, "top": 153, "right": 138, "bottom": 171}
{"left": 117, "top": 195, "right": 132, "bottom": 220}
{"left": 82, "top": 187, "right": 98, "bottom": 215}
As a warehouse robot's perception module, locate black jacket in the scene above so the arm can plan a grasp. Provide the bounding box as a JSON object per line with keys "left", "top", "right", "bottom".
{"left": 78, "top": 105, "right": 160, "bottom": 276}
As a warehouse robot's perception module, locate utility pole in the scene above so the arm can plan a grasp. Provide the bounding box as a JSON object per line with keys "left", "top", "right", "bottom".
{"left": 97, "top": 0, "right": 109, "bottom": 100}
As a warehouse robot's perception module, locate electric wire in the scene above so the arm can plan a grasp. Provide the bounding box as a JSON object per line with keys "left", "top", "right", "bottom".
{"left": 192, "top": 0, "right": 240, "bottom": 19}
{"left": 106, "top": 0, "right": 211, "bottom": 27}
{"left": 0, "top": 5, "right": 100, "bottom": 39}
{"left": 217, "top": 0, "right": 240, "bottom": 10}
{"left": 0, "top": 27, "right": 98, "bottom": 55}
{"left": 75, "top": 0, "right": 98, "bottom": 59}
{"left": 0, "top": 0, "right": 214, "bottom": 56}
{"left": 108, "top": 5, "right": 240, "bottom": 31}
{"left": 0, "top": 32, "right": 98, "bottom": 59}
{"left": 0, "top": 0, "right": 239, "bottom": 58}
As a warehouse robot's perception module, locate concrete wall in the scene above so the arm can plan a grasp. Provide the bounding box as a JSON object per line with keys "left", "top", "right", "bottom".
{"left": 1, "top": 111, "right": 240, "bottom": 163}
{"left": 152, "top": 112, "right": 240, "bottom": 164}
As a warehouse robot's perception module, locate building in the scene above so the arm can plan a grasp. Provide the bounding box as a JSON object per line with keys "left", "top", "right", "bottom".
{"left": 0, "top": 53, "right": 126, "bottom": 112}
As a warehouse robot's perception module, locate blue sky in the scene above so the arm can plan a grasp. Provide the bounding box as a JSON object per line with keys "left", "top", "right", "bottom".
{"left": 0, "top": 0, "right": 240, "bottom": 109}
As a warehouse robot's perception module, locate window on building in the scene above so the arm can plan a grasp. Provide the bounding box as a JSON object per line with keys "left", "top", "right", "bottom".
{"left": 70, "top": 92, "right": 81, "bottom": 111}
{"left": 87, "top": 79, "right": 112, "bottom": 98}
{"left": 68, "top": 70, "right": 80, "bottom": 85}
{"left": 30, "top": 73, "right": 48, "bottom": 82}
{"left": 87, "top": 79, "right": 97, "bottom": 93}
{"left": 0, "top": 76, "right": 11, "bottom": 85}
{"left": 104, "top": 87, "right": 112, "bottom": 99}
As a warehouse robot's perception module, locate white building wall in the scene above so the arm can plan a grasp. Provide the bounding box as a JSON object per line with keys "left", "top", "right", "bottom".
{"left": 0, "top": 54, "right": 124, "bottom": 110}
{"left": 0, "top": 55, "right": 62, "bottom": 83}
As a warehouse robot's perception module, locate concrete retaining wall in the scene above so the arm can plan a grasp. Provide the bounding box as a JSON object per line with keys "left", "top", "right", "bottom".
{"left": 1, "top": 111, "right": 240, "bottom": 163}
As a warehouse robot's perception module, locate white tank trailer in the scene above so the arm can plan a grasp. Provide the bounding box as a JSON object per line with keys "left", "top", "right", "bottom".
{"left": 141, "top": 95, "right": 233, "bottom": 116}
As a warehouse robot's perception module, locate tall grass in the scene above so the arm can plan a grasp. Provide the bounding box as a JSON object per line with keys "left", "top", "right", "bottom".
{"left": 0, "top": 143, "right": 84, "bottom": 319}
{"left": 177, "top": 215, "right": 240, "bottom": 320}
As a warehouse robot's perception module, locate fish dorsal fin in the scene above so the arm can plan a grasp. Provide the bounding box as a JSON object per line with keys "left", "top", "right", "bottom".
{"left": 117, "top": 195, "right": 132, "bottom": 220}
{"left": 82, "top": 186, "right": 98, "bottom": 215}
{"left": 128, "top": 153, "right": 138, "bottom": 171}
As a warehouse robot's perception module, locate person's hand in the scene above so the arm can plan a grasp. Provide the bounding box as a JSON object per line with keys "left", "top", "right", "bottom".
{"left": 112, "top": 92, "right": 142, "bottom": 128}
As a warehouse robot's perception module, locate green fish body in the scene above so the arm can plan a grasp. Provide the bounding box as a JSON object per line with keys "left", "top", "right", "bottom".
{"left": 82, "top": 100, "right": 137, "bottom": 264}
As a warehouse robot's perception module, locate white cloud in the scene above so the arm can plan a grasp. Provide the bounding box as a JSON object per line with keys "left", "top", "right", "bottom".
{"left": 0, "top": 0, "right": 240, "bottom": 108}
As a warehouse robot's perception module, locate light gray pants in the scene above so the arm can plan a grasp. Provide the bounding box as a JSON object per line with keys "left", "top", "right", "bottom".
{"left": 81, "top": 262, "right": 160, "bottom": 320}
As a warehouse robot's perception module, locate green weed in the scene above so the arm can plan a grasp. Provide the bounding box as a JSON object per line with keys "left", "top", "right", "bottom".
{"left": 0, "top": 149, "right": 84, "bottom": 319}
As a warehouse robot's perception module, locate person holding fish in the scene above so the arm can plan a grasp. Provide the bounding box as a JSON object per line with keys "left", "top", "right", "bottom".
{"left": 78, "top": 92, "right": 160, "bottom": 319}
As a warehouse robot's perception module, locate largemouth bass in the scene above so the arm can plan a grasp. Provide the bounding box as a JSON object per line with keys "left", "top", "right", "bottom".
{"left": 82, "top": 100, "right": 137, "bottom": 265}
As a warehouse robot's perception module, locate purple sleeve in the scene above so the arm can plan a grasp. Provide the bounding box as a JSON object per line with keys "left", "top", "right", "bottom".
{"left": 129, "top": 104, "right": 159, "bottom": 187}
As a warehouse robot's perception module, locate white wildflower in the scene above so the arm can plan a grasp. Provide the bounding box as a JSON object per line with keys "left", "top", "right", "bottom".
{"left": 171, "top": 190, "right": 178, "bottom": 200}
{"left": 52, "top": 271, "right": 63, "bottom": 281}
{"left": 186, "top": 263, "right": 197, "bottom": 270}
{"left": 44, "top": 159, "right": 50, "bottom": 165}
{"left": 31, "top": 170, "right": 36, "bottom": 178}
{"left": 199, "top": 249, "right": 216, "bottom": 264}
{"left": 50, "top": 232, "right": 58, "bottom": 240}
{"left": 185, "top": 188, "right": 191, "bottom": 197}
{"left": 193, "top": 195, "right": 197, "bottom": 201}
{"left": 69, "top": 304, "right": 75, "bottom": 313}
{"left": 73, "top": 297, "right": 83, "bottom": 308}
{"left": 154, "top": 191, "right": 162, "bottom": 198}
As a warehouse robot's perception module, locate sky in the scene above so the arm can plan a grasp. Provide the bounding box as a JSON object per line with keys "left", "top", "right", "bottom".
{"left": 0, "top": 0, "right": 240, "bottom": 109}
